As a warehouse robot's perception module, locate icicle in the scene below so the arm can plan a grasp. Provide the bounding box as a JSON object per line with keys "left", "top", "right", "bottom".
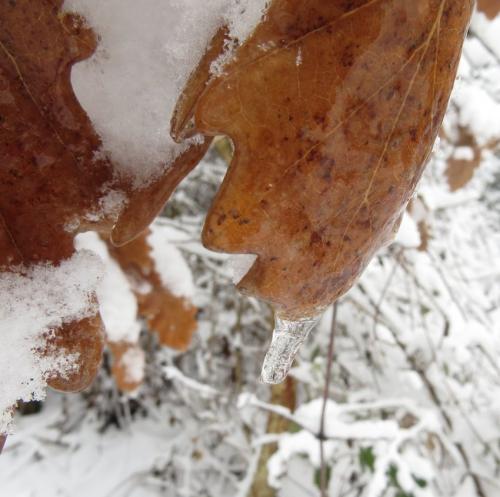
{"left": 260, "top": 314, "right": 321, "bottom": 384}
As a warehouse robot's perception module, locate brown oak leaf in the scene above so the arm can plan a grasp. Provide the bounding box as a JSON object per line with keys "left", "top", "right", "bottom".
{"left": 477, "top": 0, "right": 500, "bottom": 19}
{"left": 107, "top": 231, "right": 198, "bottom": 353}
{"left": 0, "top": 0, "right": 205, "bottom": 402}
{"left": 173, "top": 0, "right": 474, "bottom": 319}
{"left": 444, "top": 126, "right": 482, "bottom": 192}
{"left": 0, "top": 0, "right": 117, "bottom": 393}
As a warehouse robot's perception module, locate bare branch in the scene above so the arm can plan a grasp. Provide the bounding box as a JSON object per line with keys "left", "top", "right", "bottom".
{"left": 319, "top": 302, "right": 338, "bottom": 497}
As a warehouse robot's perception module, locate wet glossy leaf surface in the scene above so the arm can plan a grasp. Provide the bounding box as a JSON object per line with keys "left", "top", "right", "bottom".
{"left": 177, "top": 0, "right": 474, "bottom": 319}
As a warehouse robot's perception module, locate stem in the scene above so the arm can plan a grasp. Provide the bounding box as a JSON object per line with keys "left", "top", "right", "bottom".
{"left": 319, "top": 302, "right": 338, "bottom": 497}
{"left": 248, "top": 378, "right": 296, "bottom": 497}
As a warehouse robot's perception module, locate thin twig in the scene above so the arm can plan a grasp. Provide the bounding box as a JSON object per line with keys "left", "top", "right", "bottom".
{"left": 469, "top": 29, "right": 500, "bottom": 67}
{"left": 355, "top": 287, "right": 488, "bottom": 497}
{"left": 319, "top": 302, "right": 338, "bottom": 497}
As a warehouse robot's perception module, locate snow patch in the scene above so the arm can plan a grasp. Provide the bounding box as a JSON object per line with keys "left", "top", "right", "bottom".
{"left": 75, "top": 232, "right": 141, "bottom": 344}
{"left": 227, "top": 253, "right": 257, "bottom": 284}
{"left": 121, "top": 347, "right": 145, "bottom": 384}
{"left": 453, "top": 84, "right": 500, "bottom": 146}
{"left": 0, "top": 251, "right": 102, "bottom": 432}
{"left": 148, "top": 224, "right": 195, "bottom": 299}
{"left": 453, "top": 146, "right": 475, "bottom": 161}
{"left": 64, "top": 0, "right": 268, "bottom": 186}
{"left": 394, "top": 212, "right": 421, "bottom": 248}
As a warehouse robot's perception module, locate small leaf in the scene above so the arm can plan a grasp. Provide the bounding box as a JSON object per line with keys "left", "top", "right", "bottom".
{"left": 412, "top": 475, "right": 428, "bottom": 488}
{"left": 477, "top": 0, "right": 500, "bottom": 19}
{"left": 107, "top": 230, "right": 198, "bottom": 352}
{"left": 359, "top": 446, "right": 376, "bottom": 473}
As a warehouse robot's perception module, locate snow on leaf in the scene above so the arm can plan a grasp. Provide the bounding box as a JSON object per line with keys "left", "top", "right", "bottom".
{"left": 108, "top": 227, "right": 198, "bottom": 352}
{"left": 0, "top": 0, "right": 118, "bottom": 424}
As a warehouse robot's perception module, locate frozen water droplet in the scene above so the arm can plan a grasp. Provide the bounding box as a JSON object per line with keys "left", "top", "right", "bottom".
{"left": 260, "top": 315, "right": 321, "bottom": 384}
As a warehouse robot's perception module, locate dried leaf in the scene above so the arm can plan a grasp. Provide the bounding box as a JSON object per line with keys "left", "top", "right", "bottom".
{"left": 174, "top": 0, "right": 473, "bottom": 319}
{"left": 445, "top": 126, "right": 482, "bottom": 192}
{"left": 0, "top": 0, "right": 116, "bottom": 263}
{"left": 477, "top": 0, "right": 500, "bottom": 19}
{"left": 108, "top": 231, "right": 198, "bottom": 352}
{"left": 45, "top": 313, "right": 105, "bottom": 393}
{"left": 0, "top": 0, "right": 204, "bottom": 406}
{"left": 0, "top": 0, "right": 116, "bottom": 395}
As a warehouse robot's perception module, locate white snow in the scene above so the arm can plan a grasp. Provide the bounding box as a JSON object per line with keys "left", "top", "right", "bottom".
{"left": 453, "top": 84, "right": 500, "bottom": 146}
{"left": 0, "top": 251, "right": 103, "bottom": 432}
{"left": 470, "top": 11, "right": 500, "bottom": 60}
{"left": 227, "top": 253, "right": 257, "bottom": 284}
{"left": 164, "top": 365, "right": 220, "bottom": 398}
{"left": 147, "top": 224, "right": 195, "bottom": 298}
{"left": 1, "top": 6, "right": 499, "bottom": 497}
{"left": 120, "top": 346, "right": 145, "bottom": 384}
{"left": 462, "top": 37, "right": 496, "bottom": 68}
{"left": 293, "top": 399, "right": 399, "bottom": 441}
{"left": 453, "top": 146, "right": 475, "bottom": 161}
{"left": 394, "top": 211, "right": 421, "bottom": 248}
{"left": 267, "top": 430, "right": 329, "bottom": 488}
{"left": 64, "top": 0, "right": 268, "bottom": 186}
{"left": 75, "top": 232, "right": 141, "bottom": 344}
{"left": 223, "top": 0, "right": 269, "bottom": 43}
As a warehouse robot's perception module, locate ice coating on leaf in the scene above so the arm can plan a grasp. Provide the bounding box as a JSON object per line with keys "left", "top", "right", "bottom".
{"left": 180, "top": 0, "right": 474, "bottom": 319}
{"left": 64, "top": 0, "right": 269, "bottom": 185}
{"left": 0, "top": 251, "right": 102, "bottom": 432}
{"left": 261, "top": 315, "right": 320, "bottom": 384}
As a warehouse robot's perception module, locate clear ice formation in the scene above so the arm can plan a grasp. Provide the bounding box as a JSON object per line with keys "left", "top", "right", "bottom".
{"left": 260, "top": 314, "right": 321, "bottom": 384}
